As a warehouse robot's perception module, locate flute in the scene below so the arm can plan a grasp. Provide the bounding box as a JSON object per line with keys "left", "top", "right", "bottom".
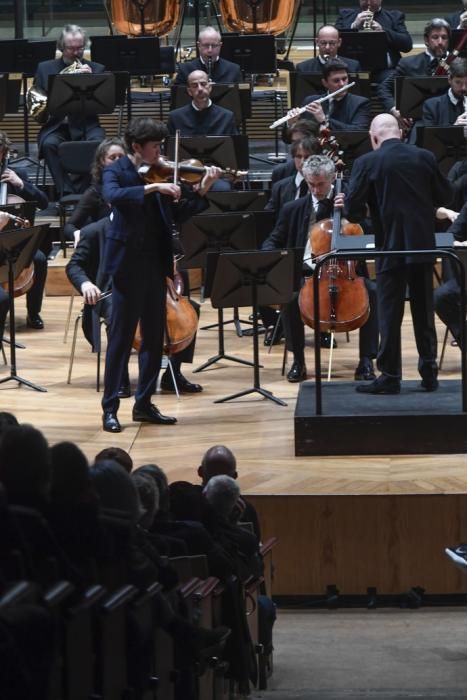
{"left": 269, "top": 82, "right": 356, "bottom": 129}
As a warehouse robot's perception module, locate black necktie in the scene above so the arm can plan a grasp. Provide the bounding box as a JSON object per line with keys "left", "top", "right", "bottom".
{"left": 297, "top": 180, "right": 308, "bottom": 198}
{"left": 456, "top": 97, "right": 465, "bottom": 116}
{"left": 429, "top": 57, "right": 438, "bottom": 74}
{"left": 316, "top": 198, "right": 332, "bottom": 221}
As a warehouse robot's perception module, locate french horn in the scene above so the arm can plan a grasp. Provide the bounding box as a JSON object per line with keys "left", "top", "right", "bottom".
{"left": 26, "top": 59, "right": 85, "bottom": 124}
{"left": 218, "top": 0, "right": 299, "bottom": 35}
{"left": 106, "top": 0, "right": 182, "bottom": 36}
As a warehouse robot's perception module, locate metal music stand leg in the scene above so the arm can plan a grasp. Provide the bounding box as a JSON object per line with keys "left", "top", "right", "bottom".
{"left": 201, "top": 306, "right": 254, "bottom": 337}
{"left": 0, "top": 255, "right": 46, "bottom": 392}
{"left": 214, "top": 280, "right": 286, "bottom": 405}
{"left": 194, "top": 307, "right": 256, "bottom": 372}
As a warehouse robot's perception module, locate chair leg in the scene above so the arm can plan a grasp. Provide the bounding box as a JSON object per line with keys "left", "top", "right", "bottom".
{"left": 267, "top": 309, "right": 282, "bottom": 355}
{"left": 0, "top": 341, "right": 6, "bottom": 365}
{"left": 281, "top": 343, "right": 288, "bottom": 376}
{"left": 67, "top": 313, "right": 82, "bottom": 384}
{"left": 326, "top": 332, "right": 335, "bottom": 382}
{"left": 63, "top": 294, "right": 76, "bottom": 343}
{"left": 439, "top": 326, "right": 449, "bottom": 370}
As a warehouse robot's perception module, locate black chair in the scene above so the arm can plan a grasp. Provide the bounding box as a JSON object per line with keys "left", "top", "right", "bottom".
{"left": 56, "top": 141, "right": 100, "bottom": 256}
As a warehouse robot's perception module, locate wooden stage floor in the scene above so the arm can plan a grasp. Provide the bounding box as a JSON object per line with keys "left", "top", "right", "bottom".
{"left": 4, "top": 291, "right": 467, "bottom": 499}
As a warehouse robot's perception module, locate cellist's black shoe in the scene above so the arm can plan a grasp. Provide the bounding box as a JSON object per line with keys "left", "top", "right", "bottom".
{"left": 354, "top": 357, "right": 376, "bottom": 381}
{"left": 287, "top": 360, "right": 307, "bottom": 383}
{"left": 356, "top": 375, "right": 400, "bottom": 394}
{"left": 320, "top": 332, "right": 337, "bottom": 349}
{"left": 26, "top": 314, "right": 44, "bottom": 330}
{"left": 160, "top": 371, "right": 203, "bottom": 394}
{"left": 132, "top": 403, "right": 177, "bottom": 425}
{"left": 102, "top": 412, "right": 121, "bottom": 433}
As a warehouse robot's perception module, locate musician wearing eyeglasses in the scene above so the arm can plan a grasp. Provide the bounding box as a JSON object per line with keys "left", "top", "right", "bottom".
{"left": 378, "top": 19, "right": 451, "bottom": 122}
{"left": 422, "top": 57, "right": 467, "bottom": 127}
{"left": 445, "top": 0, "right": 467, "bottom": 30}
{"left": 335, "top": 0, "right": 412, "bottom": 82}
{"left": 295, "top": 25, "right": 361, "bottom": 74}
{"left": 32, "top": 24, "right": 105, "bottom": 197}
{"left": 174, "top": 27, "right": 242, "bottom": 85}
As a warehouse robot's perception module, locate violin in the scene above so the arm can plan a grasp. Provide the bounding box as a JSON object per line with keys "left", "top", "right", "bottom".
{"left": 298, "top": 163, "right": 370, "bottom": 334}
{"left": 139, "top": 156, "right": 247, "bottom": 185}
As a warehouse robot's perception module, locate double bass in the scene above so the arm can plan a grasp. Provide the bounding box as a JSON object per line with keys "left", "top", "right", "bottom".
{"left": 298, "top": 163, "right": 370, "bottom": 334}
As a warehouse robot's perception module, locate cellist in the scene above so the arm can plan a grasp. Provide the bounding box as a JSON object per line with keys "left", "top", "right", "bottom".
{"left": 262, "top": 154, "right": 378, "bottom": 383}
{"left": 0, "top": 130, "right": 49, "bottom": 337}
{"left": 100, "top": 116, "right": 221, "bottom": 434}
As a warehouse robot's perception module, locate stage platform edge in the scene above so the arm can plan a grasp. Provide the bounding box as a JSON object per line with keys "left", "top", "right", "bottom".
{"left": 295, "top": 379, "right": 467, "bottom": 456}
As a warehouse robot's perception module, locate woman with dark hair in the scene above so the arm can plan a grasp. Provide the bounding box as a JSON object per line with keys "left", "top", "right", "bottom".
{"left": 63, "top": 136, "right": 126, "bottom": 243}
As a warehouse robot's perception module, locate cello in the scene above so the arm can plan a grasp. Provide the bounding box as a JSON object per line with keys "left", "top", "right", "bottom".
{"left": 298, "top": 162, "right": 370, "bottom": 333}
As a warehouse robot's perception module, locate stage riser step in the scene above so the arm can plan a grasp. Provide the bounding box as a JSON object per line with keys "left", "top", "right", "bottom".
{"left": 295, "top": 380, "right": 467, "bottom": 456}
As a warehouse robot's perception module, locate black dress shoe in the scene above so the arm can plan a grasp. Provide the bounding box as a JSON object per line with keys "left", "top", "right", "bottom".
{"left": 132, "top": 403, "right": 177, "bottom": 424}
{"left": 117, "top": 384, "right": 132, "bottom": 399}
{"left": 264, "top": 326, "right": 283, "bottom": 346}
{"left": 26, "top": 314, "right": 44, "bottom": 330}
{"left": 287, "top": 360, "right": 307, "bottom": 383}
{"left": 421, "top": 377, "right": 439, "bottom": 392}
{"left": 354, "top": 357, "right": 376, "bottom": 381}
{"left": 102, "top": 412, "right": 121, "bottom": 433}
{"left": 160, "top": 372, "right": 203, "bottom": 394}
{"left": 356, "top": 375, "right": 400, "bottom": 394}
{"left": 320, "top": 332, "right": 337, "bottom": 349}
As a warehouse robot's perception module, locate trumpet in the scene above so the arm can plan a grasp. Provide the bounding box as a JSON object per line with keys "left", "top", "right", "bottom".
{"left": 269, "top": 82, "right": 356, "bottom": 129}
{"left": 361, "top": 10, "right": 374, "bottom": 31}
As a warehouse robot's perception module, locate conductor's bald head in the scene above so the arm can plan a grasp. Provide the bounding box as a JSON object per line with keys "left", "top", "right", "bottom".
{"left": 369, "top": 113, "right": 402, "bottom": 150}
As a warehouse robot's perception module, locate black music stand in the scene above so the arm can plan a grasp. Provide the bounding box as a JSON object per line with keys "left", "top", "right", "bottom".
{"left": 0, "top": 224, "right": 47, "bottom": 392}
{"left": 220, "top": 34, "right": 277, "bottom": 77}
{"left": 166, "top": 135, "right": 249, "bottom": 171}
{"left": 338, "top": 31, "right": 388, "bottom": 72}
{"left": 289, "top": 71, "right": 370, "bottom": 108}
{"left": 210, "top": 250, "right": 295, "bottom": 406}
{"left": 204, "top": 190, "right": 269, "bottom": 214}
{"left": 330, "top": 130, "right": 372, "bottom": 175}
{"left": 0, "top": 39, "right": 56, "bottom": 162}
{"left": 416, "top": 126, "right": 467, "bottom": 176}
{"left": 180, "top": 212, "right": 257, "bottom": 368}
{"left": 451, "top": 30, "right": 467, "bottom": 58}
{"left": 90, "top": 35, "right": 161, "bottom": 75}
{"left": 47, "top": 73, "right": 116, "bottom": 139}
{"left": 395, "top": 76, "right": 449, "bottom": 120}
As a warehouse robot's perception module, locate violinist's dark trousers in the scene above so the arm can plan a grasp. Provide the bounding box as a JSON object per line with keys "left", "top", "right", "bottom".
{"left": 376, "top": 263, "right": 437, "bottom": 380}
{"left": 0, "top": 250, "right": 47, "bottom": 338}
{"left": 283, "top": 276, "right": 378, "bottom": 363}
{"left": 102, "top": 253, "right": 166, "bottom": 414}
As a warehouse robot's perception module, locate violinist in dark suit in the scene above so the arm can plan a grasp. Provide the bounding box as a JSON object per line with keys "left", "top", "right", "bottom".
{"left": 100, "top": 117, "right": 221, "bottom": 434}
{"left": 262, "top": 155, "right": 378, "bottom": 383}
{"left": 174, "top": 27, "right": 242, "bottom": 85}
{"left": 378, "top": 18, "right": 451, "bottom": 116}
{"left": 33, "top": 25, "right": 105, "bottom": 196}
{"left": 422, "top": 57, "right": 467, "bottom": 127}
{"left": 298, "top": 60, "right": 371, "bottom": 132}
{"left": 344, "top": 114, "right": 452, "bottom": 394}
{"left": 335, "top": 0, "right": 412, "bottom": 81}
{"left": 445, "top": 1, "right": 467, "bottom": 29}
{"left": 0, "top": 131, "right": 48, "bottom": 336}
{"left": 296, "top": 25, "right": 361, "bottom": 74}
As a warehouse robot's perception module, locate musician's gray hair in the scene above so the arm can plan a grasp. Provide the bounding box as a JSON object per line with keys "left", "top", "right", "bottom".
{"left": 57, "top": 24, "right": 87, "bottom": 50}
{"left": 302, "top": 155, "right": 336, "bottom": 180}
{"left": 424, "top": 18, "right": 451, "bottom": 40}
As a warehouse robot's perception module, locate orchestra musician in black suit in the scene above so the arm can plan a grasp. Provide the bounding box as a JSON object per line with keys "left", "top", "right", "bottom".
{"left": 295, "top": 25, "right": 361, "bottom": 74}
{"left": 100, "top": 117, "right": 221, "bottom": 434}
{"left": 33, "top": 25, "right": 105, "bottom": 196}
{"left": 262, "top": 155, "right": 378, "bottom": 383}
{"left": 445, "top": 1, "right": 467, "bottom": 29}
{"left": 174, "top": 27, "right": 242, "bottom": 85}
{"left": 0, "top": 131, "right": 48, "bottom": 335}
{"left": 422, "top": 57, "right": 467, "bottom": 127}
{"left": 298, "top": 60, "right": 371, "bottom": 132}
{"left": 272, "top": 121, "right": 320, "bottom": 184}
{"left": 344, "top": 114, "right": 452, "bottom": 394}
{"left": 167, "top": 70, "right": 238, "bottom": 137}
{"left": 335, "top": 0, "right": 412, "bottom": 81}
{"left": 265, "top": 137, "right": 317, "bottom": 213}
{"left": 378, "top": 18, "right": 451, "bottom": 117}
